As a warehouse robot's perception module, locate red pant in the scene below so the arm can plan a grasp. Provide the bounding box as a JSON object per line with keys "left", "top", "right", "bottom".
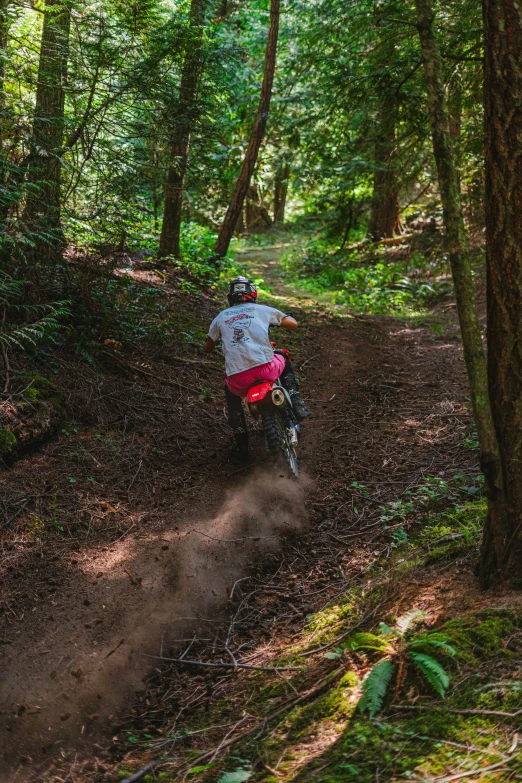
{"left": 225, "top": 353, "right": 286, "bottom": 398}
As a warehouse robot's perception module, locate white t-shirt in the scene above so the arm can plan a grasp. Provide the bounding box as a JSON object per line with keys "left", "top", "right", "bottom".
{"left": 208, "top": 303, "right": 286, "bottom": 376}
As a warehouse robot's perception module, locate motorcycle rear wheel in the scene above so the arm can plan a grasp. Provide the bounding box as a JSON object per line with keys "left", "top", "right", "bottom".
{"left": 262, "top": 410, "right": 299, "bottom": 477}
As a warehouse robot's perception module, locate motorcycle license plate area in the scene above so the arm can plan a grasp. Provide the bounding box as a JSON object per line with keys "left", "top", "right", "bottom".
{"left": 247, "top": 382, "right": 273, "bottom": 404}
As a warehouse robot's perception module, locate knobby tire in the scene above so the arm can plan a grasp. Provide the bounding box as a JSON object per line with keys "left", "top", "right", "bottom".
{"left": 262, "top": 410, "right": 299, "bottom": 477}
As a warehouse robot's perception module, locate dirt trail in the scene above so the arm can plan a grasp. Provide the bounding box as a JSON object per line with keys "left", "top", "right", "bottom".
{"left": 0, "top": 245, "right": 474, "bottom": 780}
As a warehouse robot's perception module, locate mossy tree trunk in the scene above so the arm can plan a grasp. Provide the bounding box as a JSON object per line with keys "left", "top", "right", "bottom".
{"left": 22, "top": 0, "right": 71, "bottom": 262}
{"left": 415, "top": 0, "right": 503, "bottom": 586}
{"left": 159, "top": 0, "right": 210, "bottom": 258}
{"left": 214, "top": 0, "right": 280, "bottom": 260}
{"left": 480, "top": 0, "right": 522, "bottom": 585}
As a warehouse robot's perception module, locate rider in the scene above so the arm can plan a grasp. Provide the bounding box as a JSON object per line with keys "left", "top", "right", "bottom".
{"left": 204, "top": 276, "right": 310, "bottom": 458}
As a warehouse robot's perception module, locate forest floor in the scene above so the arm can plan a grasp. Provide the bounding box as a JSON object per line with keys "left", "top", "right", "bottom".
{"left": 2, "top": 241, "right": 522, "bottom": 783}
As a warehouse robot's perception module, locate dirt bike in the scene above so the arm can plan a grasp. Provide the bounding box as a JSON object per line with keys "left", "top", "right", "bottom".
{"left": 243, "top": 349, "right": 301, "bottom": 477}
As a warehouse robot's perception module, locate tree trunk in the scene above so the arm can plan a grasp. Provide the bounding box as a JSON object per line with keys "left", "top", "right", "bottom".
{"left": 214, "top": 0, "right": 280, "bottom": 260}
{"left": 0, "top": 0, "right": 17, "bottom": 227}
{"left": 480, "top": 0, "right": 522, "bottom": 585}
{"left": 245, "top": 183, "right": 272, "bottom": 232}
{"left": 159, "top": 0, "right": 209, "bottom": 257}
{"left": 22, "top": 0, "right": 71, "bottom": 261}
{"left": 415, "top": 0, "right": 503, "bottom": 586}
{"left": 368, "top": 101, "right": 400, "bottom": 240}
{"left": 274, "top": 162, "right": 289, "bottom": 224}
{"left": 0, "top": 0, "right": 9, "bottom": 181}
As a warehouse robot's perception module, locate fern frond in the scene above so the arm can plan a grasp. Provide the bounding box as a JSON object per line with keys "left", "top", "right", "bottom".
{"left": 410, "top": 652, "right": 449, "bottom": 697}
{"left": 396, "top": 609, "right": 426, "bottom": 634}
{"left": 217, "top": 769, "right": 253, "bottom": 783}
{"left": 408, "top": 633, "right": 455, "bottom": 656}
{"left": 358, "top": 658, "right": 396, "bottom": 717}
{"left": 346, "top": 632, "right": 388, "bottom": 652}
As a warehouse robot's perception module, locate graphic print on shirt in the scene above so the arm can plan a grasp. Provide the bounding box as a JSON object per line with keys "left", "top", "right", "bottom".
{"left": 225, "top": 311, "right": 252, "bottom": 345}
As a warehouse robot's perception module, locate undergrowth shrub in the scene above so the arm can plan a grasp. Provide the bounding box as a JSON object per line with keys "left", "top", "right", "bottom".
{"left": 281, "top": 239, "right": 452, "bottom": 314}
{"left": 0, "top": 272, "right": 71, "bottom": 362}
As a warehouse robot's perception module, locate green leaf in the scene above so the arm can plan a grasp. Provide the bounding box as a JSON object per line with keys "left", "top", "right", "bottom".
{"left": 410, "top": 652, "right": 449, "bottom": 697}
{"left": 217, "top": 769, "right": 253, "bottom": 783}
{"left": 188, "top": 762, "right": 216, "bottom": 775}
{"left": 346, "top": 632, "right": 387, "bottom": 651}
{"left": 408, "top": 633, "right": 455, "bottom": 656}
{"left": 358, "top": 659, "right": 396, "bottom": 717}
{"left": 379, "top": 623, "right": 395, "bottom": 637}
{"left": 324, "top": 648, "right": 343, "bottom": 660}
{"left": 396, "top": 609, "right": 426, "bottom": 634}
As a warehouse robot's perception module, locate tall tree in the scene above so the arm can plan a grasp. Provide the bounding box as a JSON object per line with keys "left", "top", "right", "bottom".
{"left": 214, "top": 0, "right": 280, "bottom": 259}
{"left": 480, "top": 0, "right": 522, "bottom": 585}
{"left": 22, "top": 0, "right": 71, "bottom": 260}
{"left": 159, "top": 0, "right": 210, "bottom": 257}
{"left": 368, "top": 98, "right": 400, "bottom": 240}
{"left": 414, "top": 0, "right": 502, "bottom": 564}
{"left": 273, "top": 161, "right": 289, "bottom": 224}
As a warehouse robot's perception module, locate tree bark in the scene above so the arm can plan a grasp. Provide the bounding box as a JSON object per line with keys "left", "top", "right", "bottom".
{"left": 368, "top": 101, "right": 401, "bottom": 240}
{"left": 481, "top": 0, "right": 522, "bottom": 585}
{"left": 274, "top": 162, "right": 289, "bottom": 224}
{"left": 415, "top": 0, "right": 503, "bottom": 586}
{"left": 0, "top": 0, "right": 16, "bottom": 227}
{"left": 214, "top": 0, "right": 280, "bottom": 259}
{"left": 245, "top": 183, "right": 272, "bottom": 232}
{"left": 159, "top": 0, "right": 209, "bottom": 257}
{"left": 22, "top": 0, "right": 71, "bottom": 260}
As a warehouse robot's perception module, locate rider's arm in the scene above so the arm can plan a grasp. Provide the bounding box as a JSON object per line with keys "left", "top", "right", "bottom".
{"left": 281, "top": 315, "right": 298, "bottom": 330}
{"left": 203, "top": 337, "right": 217, "bottom": 353}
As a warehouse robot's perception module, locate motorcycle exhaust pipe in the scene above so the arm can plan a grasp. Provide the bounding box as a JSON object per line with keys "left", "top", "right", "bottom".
{"left": 272, "top": 388, "right": 286, "bottom": 406}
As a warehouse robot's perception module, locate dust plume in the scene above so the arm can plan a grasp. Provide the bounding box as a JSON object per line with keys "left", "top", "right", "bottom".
{"left": 1, "top": 468, "right": 309, "bottom": 779}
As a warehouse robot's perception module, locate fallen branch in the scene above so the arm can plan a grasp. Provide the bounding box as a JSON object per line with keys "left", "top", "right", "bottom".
{"left": 190, "top": 529, "right": 279, "bottom": 543}
{"left": 120, "top": 761, "right": 156, "bottom": 783}
{"left": 393, "top": 704, "right": 522, "bottom": 718}
{"left": 146, "top": 655, "right": 302, "bottom": 672}
{"left": 430, "top": 759, "right": 513, "bottom": 782}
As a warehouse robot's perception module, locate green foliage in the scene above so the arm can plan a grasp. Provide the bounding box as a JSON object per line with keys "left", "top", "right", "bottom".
{"left": 281, "top": 239, "right": 452, "bottom": 315}
{"left": 0, "top": 273, "right": 70, "bottom": 353}
{"left": 409, "top": 653, "right": 449, "bottom": 698}
{"left": 0, "top": 428, "right": 17, "bottom": 456}
{"left": 350, "top": 612, "right": 455, "bottom": 716}
{"left": 378, "top": 474, "right": 484, "bottom": 528}
{"left": 217, "top": 768, "right": 253, "bottom": 782}
{"left": 358, "top": 659, "right": 396, "bottom": 718}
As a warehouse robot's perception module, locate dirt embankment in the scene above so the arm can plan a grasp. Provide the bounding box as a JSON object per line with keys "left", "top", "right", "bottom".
{"left": 0, "top": 250, "right": 479, "bottom": 781}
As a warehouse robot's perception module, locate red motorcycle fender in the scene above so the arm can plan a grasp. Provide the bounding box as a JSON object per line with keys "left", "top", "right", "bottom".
{"left": 247, "top": 381, "right": 274, "bottom": 404}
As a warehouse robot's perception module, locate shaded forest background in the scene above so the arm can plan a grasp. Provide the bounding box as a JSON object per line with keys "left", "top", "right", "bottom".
{"left": 0, "top": 0, "right": 483, "bottom": 263}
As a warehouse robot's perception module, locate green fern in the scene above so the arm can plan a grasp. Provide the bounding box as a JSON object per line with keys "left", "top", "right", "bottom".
{"left": 217, "top": 769, "right": 253, "bottom": 783}
{"left": 358, "top": 658, "right": 396, "bottom": 717}
{"left": 346, "top": 632, "right": 388, "bottom": 652}
{"left": 409, "top": 652, "right": 449, "bottom": 697}
{"left": 395, "top": 609, "right": 426, "bottom": 634}
{"left": 349, "top": 615, "right": 455, "bottom": 717}
{"left": 0, "top": 272, "right": 71, "bottom": 355}
{"left": 407, "top": 632, "right": 456, "bottom": 656}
